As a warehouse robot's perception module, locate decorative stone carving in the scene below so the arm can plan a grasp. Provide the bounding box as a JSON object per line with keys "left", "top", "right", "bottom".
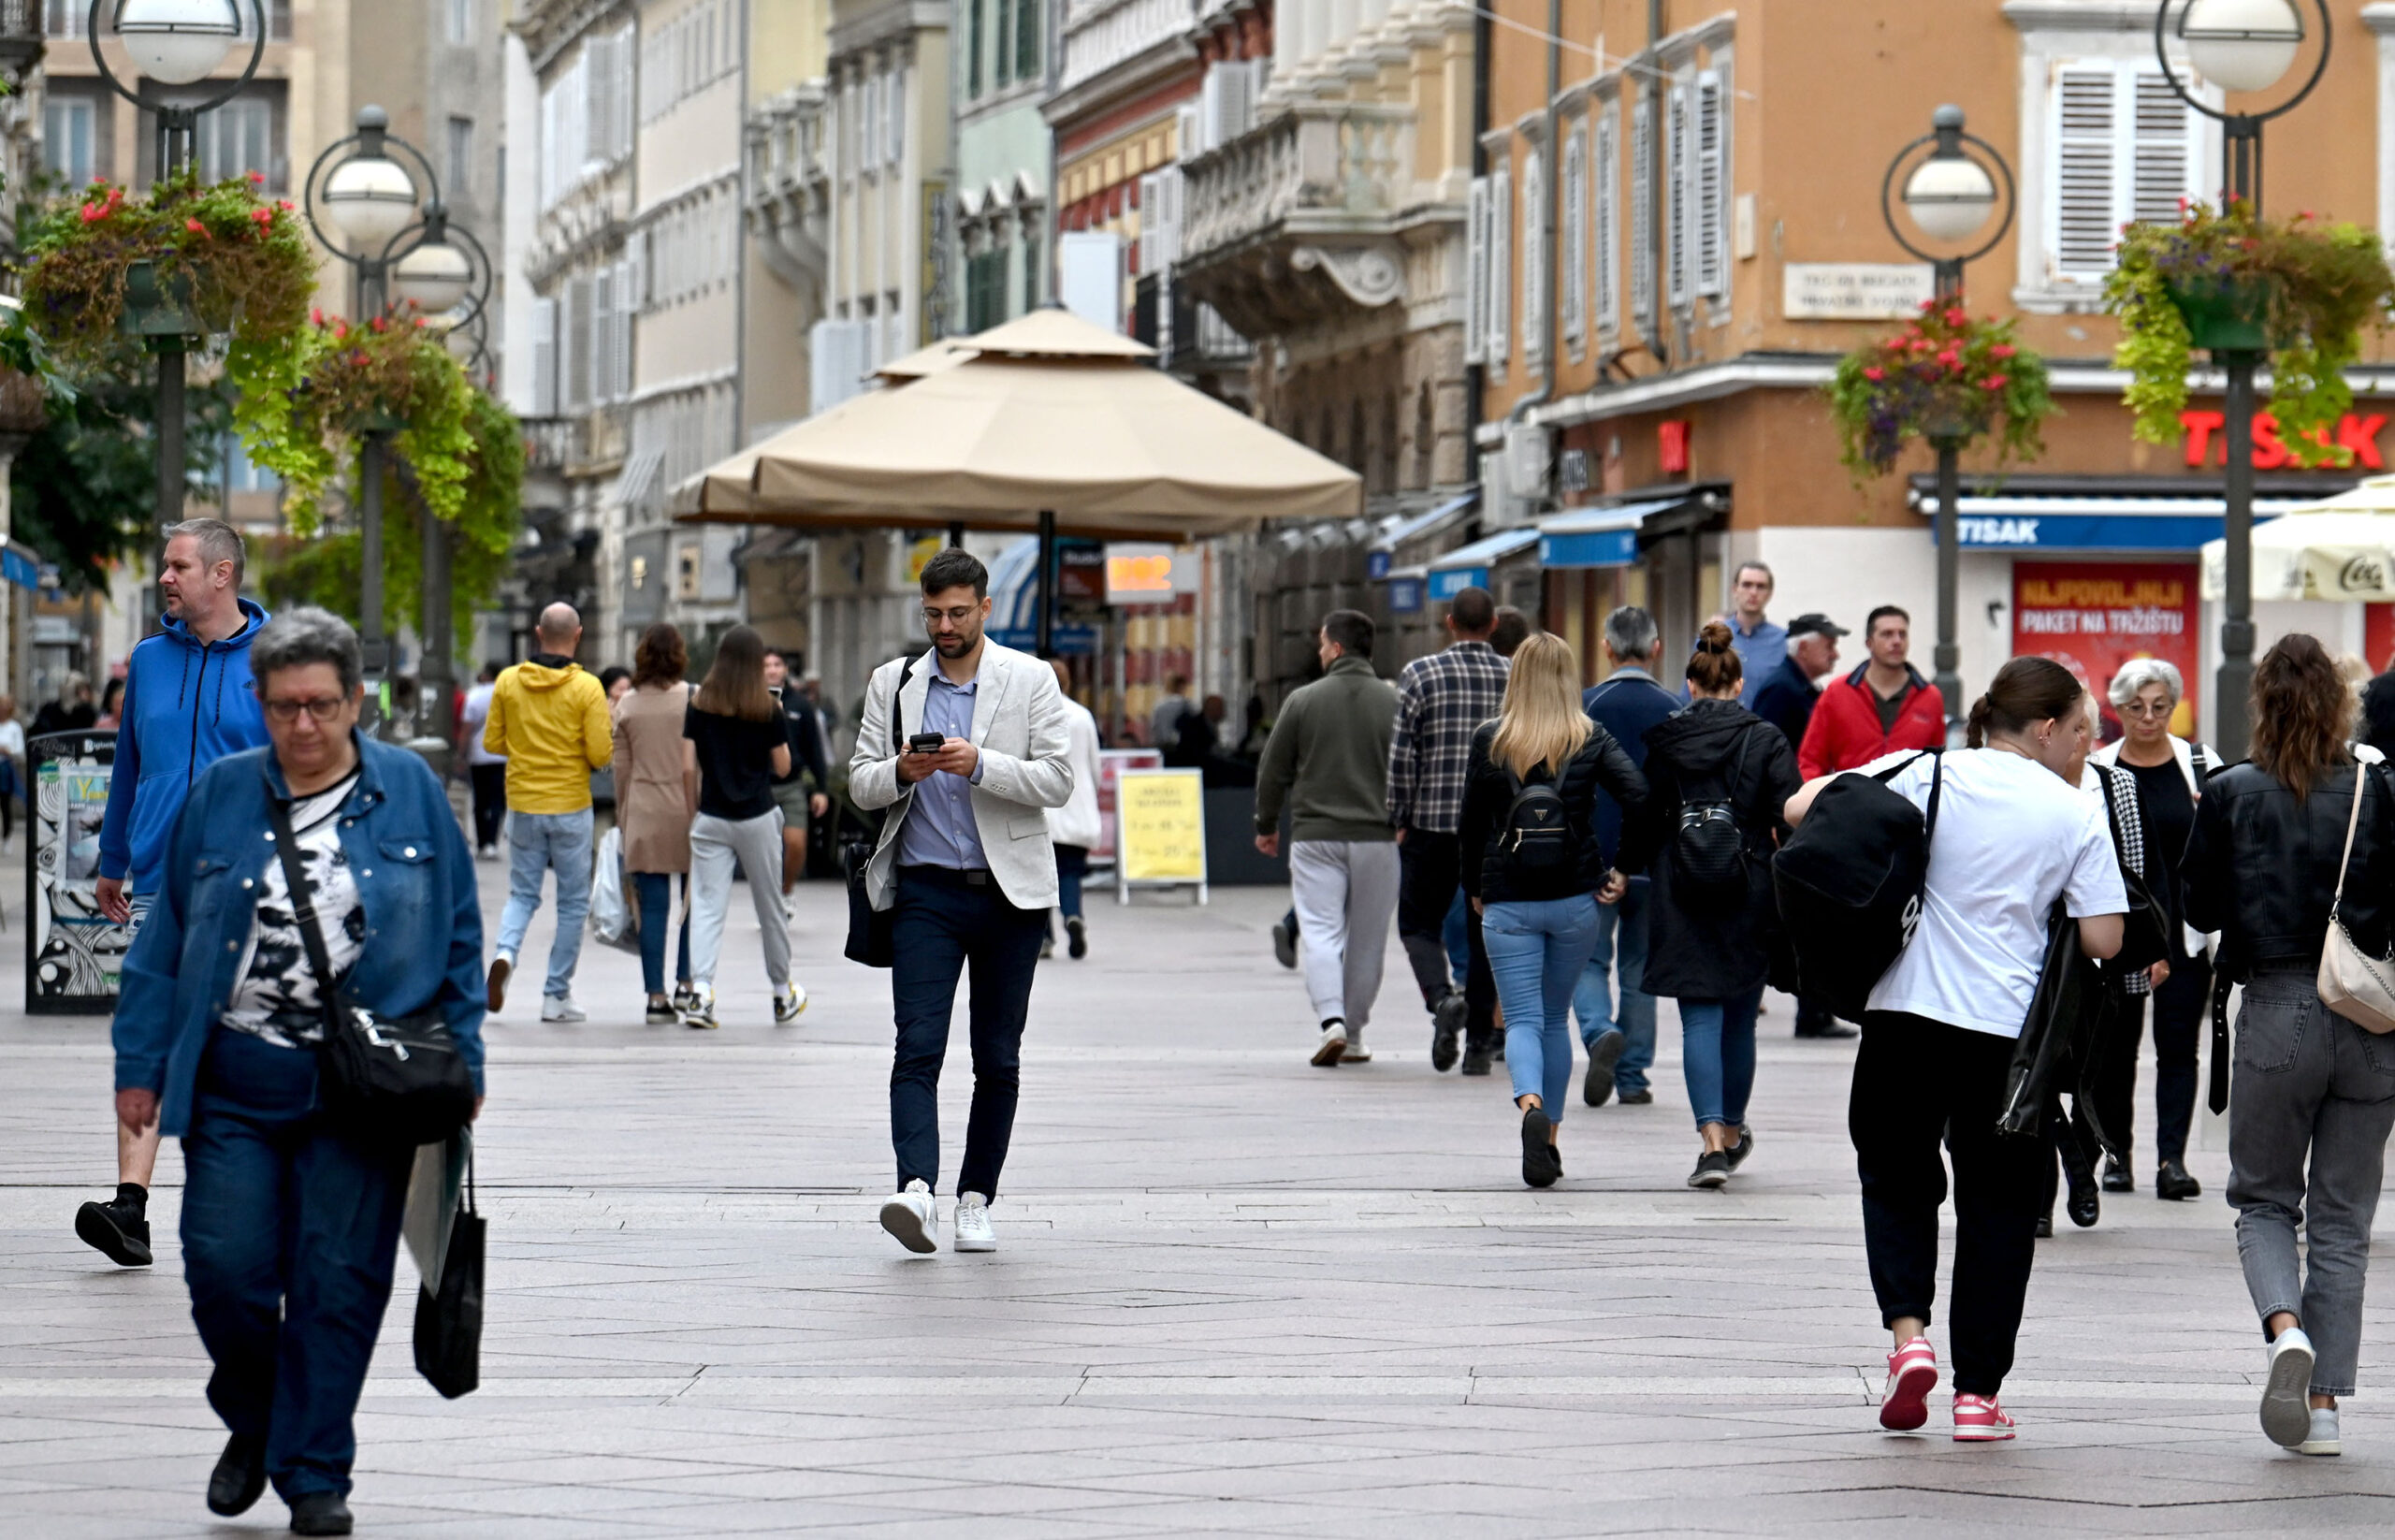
{"left": 1291, "top": 244, "right": 1404, "bottom": 307}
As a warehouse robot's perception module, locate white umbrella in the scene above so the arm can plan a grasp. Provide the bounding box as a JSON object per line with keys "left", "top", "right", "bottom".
{"left": 2202, "top": 502, "right": 2395, "bottom": 602}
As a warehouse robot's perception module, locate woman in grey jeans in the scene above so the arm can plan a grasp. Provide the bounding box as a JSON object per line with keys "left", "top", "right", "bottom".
{"left": 2185, "top": 633, "right": 2395, "bottom": 1458}
{"left": 680, "top": 626, "right": 800, "bottom": 1028}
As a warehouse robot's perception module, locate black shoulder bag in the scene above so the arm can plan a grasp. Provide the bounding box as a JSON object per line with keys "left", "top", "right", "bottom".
{"left": 843, "top": 655, "right": 920, "bottom": 967}
{"left": 267, "top": 791, "right": 477, "bottom": 1148}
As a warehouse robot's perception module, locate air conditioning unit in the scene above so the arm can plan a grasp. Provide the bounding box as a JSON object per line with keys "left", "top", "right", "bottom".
{"left": 1504, "top": 421, "right": 1550, "bottom": 502}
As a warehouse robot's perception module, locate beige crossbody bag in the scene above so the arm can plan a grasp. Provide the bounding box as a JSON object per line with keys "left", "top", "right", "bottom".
{"left": 2317, "top": 764, "right": 2395, "bottom": 1035}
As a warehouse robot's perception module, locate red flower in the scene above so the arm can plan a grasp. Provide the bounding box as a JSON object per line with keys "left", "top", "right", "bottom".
{"left": 1937, "top": 348, "right": 1960, "bottom": 368}
{"left": 1919, "top": 298, "right": 1938, "bottom": 312}
{"left": 185, "top": 218, "right": 207, "bottom": 236}
{"left": 311, "top": 307, "right": 326, "bottom": 326}
{"left": 1943, "top": 308, "right": 1967, "bottom": 327}
{"left": 334, "top": 322, "right": 348, "bottom": 340}
{"left": 80, "top": 203, "right": 103, "bottom": 224}
{"left": 1990, "top": 343, "right": 2015, "bottom": 359}
{"left": 370, "top": 316, "right": 387, "bottom": 333}
{"left": 278, "top": 199, "right": 294, "bottom": 211}
{"left": 1862, "top": 366, "right": 1884, "bottom": 382}
{"left": 1982, "top": 374, "right": 2009, "bottom": 391}
{"left": 248, "top": 170, "right": 265, "bottom": 184}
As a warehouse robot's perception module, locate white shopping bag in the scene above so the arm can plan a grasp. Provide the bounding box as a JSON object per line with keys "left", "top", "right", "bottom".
{"left": 589, "top": 825, "right": 638, "bottom": 951}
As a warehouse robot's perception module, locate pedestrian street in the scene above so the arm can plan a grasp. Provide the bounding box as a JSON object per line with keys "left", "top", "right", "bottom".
{"left": 4, "top": 857, "right": 2394, "bottom": 1536}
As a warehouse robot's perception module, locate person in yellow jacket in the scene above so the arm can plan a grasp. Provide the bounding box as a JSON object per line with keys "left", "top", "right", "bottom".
{"left": 485, "top": 602, "right": 614, "bottom": 1020}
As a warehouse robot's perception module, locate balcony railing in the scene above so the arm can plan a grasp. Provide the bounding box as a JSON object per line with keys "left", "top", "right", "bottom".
{"left": 744, "top": 85, "right": 832, "bottom": 301}
{"left": 1058, "top": 0, "right": 1192, "bottom": 93}
{"left": 1180, "top": 102, "right": 1414, "bottom": 262}
{"left": 521, "top": 415, "right": 579, "bottom": 474}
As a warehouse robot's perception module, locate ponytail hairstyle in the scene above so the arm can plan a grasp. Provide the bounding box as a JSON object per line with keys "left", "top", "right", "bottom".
{"left": 2250, "top": 632, "right": 2353, "bottom": 800}
{"left": 1964, "top": 655, "right": 2084, "bottom": 749}
{"left": 1685, "top": 619, "right": 1744, "bottom": 696}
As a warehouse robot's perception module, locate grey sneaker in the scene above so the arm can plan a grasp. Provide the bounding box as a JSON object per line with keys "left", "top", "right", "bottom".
{"left": 2301, "top": 1406, "right": 2341, "bottom": 1456}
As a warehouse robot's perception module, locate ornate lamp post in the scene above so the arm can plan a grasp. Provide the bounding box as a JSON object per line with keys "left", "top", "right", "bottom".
{"left": 2154, "top": 0, "right": 2330, "bottom": 758}
{"left": 83, "top": 0, "right": 267, "bottom": 541}
{"left": 300, "top": 106, "right": 443, "bottom": 709}
{"left": 1881, "top": 105, "right": 2014, "bottom": 741}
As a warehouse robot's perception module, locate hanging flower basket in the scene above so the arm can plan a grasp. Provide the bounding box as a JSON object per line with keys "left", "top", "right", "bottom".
{"left": 19, "top": 171, "right": 316, "bottom": 373}
{"left": 2108, "top": 201, "right": 2395, "bottom": 466}
{"left": 1825, "top": 302, "right": 2055, "bottom": 478}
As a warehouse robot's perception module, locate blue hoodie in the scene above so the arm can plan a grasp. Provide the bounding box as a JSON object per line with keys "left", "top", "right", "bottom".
{"left": 96, "top": 597, "right": 272, "bottom": 895}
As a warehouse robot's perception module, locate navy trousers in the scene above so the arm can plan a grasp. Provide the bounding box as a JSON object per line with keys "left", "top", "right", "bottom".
{"left": 890, "top": 866, "right": 1046, "bottom": 1199}
{"left": 181, "top": 1030, "right": 414, "bottom": 1501}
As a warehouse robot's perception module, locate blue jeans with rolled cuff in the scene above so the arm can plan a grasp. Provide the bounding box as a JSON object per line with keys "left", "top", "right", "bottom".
{"left": 1679, "top": 987, "right": 1764, "bottom": 1131}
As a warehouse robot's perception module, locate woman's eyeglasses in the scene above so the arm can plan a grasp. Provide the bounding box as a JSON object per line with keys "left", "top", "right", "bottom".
{"left": 261, "top": 697, "right": 345, "bottom": 724}
{"left": 2119, "top": 700, "right": 2173, "bottom": 719}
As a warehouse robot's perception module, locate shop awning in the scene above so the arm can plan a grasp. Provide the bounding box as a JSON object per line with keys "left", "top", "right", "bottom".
{"left": 1427, "top": 527, "right": 1538, "bottom": 599}
{"left": 1370, "top": 490, "right": 1479, "bottom": 577}
{"left": 1911, "top": 492, "right": 2314, "bottom": 550}
{"left": 1536, "top": 500, "right": 1679, "bottom": 569}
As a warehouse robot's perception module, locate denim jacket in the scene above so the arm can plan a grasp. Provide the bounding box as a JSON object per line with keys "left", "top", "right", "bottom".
{"left": 113, "top": 734, "right": 487, "bottom": 1137}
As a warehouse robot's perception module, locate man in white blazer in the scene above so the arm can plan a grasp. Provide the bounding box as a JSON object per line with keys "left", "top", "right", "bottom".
{"left": 849, "top": 548, "right": 1074, "bottom": 1256}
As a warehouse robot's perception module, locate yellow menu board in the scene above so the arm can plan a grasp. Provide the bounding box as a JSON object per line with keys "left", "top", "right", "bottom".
{"left": 1115, "top": 768, "right": 1207, "bottom": 888}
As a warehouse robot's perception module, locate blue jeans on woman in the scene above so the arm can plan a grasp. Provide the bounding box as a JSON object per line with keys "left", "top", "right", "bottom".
{"left": 1480, "top": 894, "right": 1604, "bottom": 1118}
{"left": 633, "top": 872, "right": 692, "bottom": 996}
{"left": 1680, "top": 987, "right": 1764, "bottom": 1130}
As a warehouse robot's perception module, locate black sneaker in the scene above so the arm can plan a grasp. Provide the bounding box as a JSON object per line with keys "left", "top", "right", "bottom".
{"left": 1520, "top": 1107, "right": 1560, "bottom": 1189}
{"left": 289, "top": 1490, "right": 354, "bottom": 1536}
{"left": 2101, "top": 1156, "right": 2134, "bottom": 1194}
{"left": 1582, "top": 1030, "right": 1625, "bottom": 1107}
{"left": 206, "top": 1433, "right": 267, "bottom": 1517}
{"left": 1067, "top": 916, "right": 1088, "bottom": 960}
{"left": 1723, "top": 1126, "right": 1755, "bottom": 1171}
{"left": 1688, "top": 1150, "right": 1731, "bottom": 1189}
{"left": 1430, "top": 991, "right": 1464, "bottom": 1073}
{"left": 2035, "top": 1211, "right": 2054, "bottom": 1239}
{"left": 1270, "top": 916, "right": 1299, "bottom": 970}
{"left": 74, "top": 1199, "right": 152, "bottom": 1268}
{"left": 1617, "top": 1088, "right": 1654, "bottom": 1105}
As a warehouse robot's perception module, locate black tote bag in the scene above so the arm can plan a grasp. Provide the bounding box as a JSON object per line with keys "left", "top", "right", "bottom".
{"left": 414, "top": 1143, "right": 484, "bottom": 1400}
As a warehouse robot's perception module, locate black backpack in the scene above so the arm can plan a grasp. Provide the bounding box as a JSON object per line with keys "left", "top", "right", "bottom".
{"left": 1498, "top": 769, "right": 1575, "bottom": 890}
{"left": 1672, "top": 729, "right": 1753, "bottom": 902}
{"left": 1770, "top": 751, "right": 1943, "bottom": 1021}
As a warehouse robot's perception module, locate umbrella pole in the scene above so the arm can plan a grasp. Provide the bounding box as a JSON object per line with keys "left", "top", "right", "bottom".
{"left": 1038, "top": 510, "right": 1057, "bottom": 656}
{"left": 948, "top": 520, "right": 965, "bottom": 548}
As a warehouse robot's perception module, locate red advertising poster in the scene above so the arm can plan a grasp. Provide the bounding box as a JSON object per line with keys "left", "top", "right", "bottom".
{"left": 2368, "top": 603, "right": 2395, "bottom": 674}
{"left": 2012, "top": 561, "right": 2201, "bottom": 736}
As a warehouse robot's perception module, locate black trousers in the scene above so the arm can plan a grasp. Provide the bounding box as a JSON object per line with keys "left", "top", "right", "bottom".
{"left": 890, "top": 866, "right": 1045, "bottom": 1199}
{"left": 469, "top": 763, "right": 506, "bottom": 850}
{"left": 1395, "top": 830, "right": 1497, "bottom": 1048}
{"left": 1852, "top": 1012, "right": 2047, "bottom": 1396}
{"left": 2096, "top": 955, "right": 2210, "bottom": 1166}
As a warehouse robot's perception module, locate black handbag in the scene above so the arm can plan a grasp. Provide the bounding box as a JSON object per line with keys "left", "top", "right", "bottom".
{"left": 413, "top": 1138, "right": 484, "bottom": 1400}
{"left": 843, "top": 655, "right": 920, "bottom": 968}
{"left": 267, "top": 791, "right": 476, "bottom": 1148}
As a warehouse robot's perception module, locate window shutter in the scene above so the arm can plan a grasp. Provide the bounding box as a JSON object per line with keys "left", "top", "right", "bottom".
{"left": 617, "top": 260, "right": 636, "bottom": 399}
{"left": 1159, "top": 168, "right": 1182, "bottom": 269}
{"left": 1488, "top": 162, "right": 1511, "bottom": 370}
{"left": 1017, "top": 0, "right": 1041, "bottom": 81}
{"left": 564, "top": 274, "right": 591, "bottom": 411}
{"left": 1630, "top": 97, "right": 1654, "bottom": 327}
{"left": 593, "top": 268, "right": 615, "bottom": 402}
{"left": 890, "top": 65, "right": 906, "bottom": 165}
{"left": 1595, "top": 104, "right": 1619, "bottom": 335}
{"left": 1665, "top": 79, "right": 1689, "bottom": 309}
{"left": 2130, "top": 64, "right": 2194, "bottom": 225}
{"left": 531, "top": 297, "right": 557, "bottom": 416}
{"left": 1695, "top": 68, "right": 1726, "bottom": 301}
{"left": 1560, "top": 125, "right": 1586, "bottom": 345}
{"left": 1137, "top": 173, "right": 1163, "bottom": 276}
{"left": 1464, "top": 175, "right": 1487, "bottom": 365}
{"left": 2051, "top": 62, "right": 2120, "bottom": 281}
{"left": 1177, "top": 100, "right": 1203, "bottom": 167}
{"left": 1519, "top": 149, "right": 1546, "bottom": 363}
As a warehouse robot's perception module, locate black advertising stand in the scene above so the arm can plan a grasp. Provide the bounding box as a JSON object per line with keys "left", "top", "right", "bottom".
{"left": 24, "top": 730, "right": 127, "bottom": 1016}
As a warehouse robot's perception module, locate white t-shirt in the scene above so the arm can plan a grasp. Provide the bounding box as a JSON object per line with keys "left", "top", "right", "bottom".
{"left": 1862, "top": 748, "right": 2127, "bottom": 1039}
{"left": 0, "top": 719, "right": 23, "bottom": 759}
{"left": 461, "top": 682, "right": 504, "bottom": 766}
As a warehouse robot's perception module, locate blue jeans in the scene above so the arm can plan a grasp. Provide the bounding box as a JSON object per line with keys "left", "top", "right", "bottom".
{"left": 1572, "top": 879, "right": 1654, "bottom": 1093}
{"left": 1052, "top": 844, "right": 1088, "bottom": 932}
{"left": 1443, "top": 887, "right": 1471, "bottom": 981}
{"left": 1482, "top": 894, "right": 1604, "bottom": 1120}
{"left": 891, "top": 868, "right": 1046, "bottom": 1199}
{"left": 494, "top": 808, "right": 593, "bottom": 1000}
{"left": 632, "top": 872, "right": 692, "bottom": 996}
{"left": 1680, "top": 986, "right": 1764, "bottom": 1130}
{"left": 181, "top": 1030, "right": 413, "bottom": 1501}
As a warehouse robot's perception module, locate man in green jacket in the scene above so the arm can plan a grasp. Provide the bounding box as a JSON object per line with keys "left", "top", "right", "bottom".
{"left": 1255, "top": 610, "right": 1401, "bottom": 1068}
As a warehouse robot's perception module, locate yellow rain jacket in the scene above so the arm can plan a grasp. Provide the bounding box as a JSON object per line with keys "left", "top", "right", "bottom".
{"left": 485, "top": 657, "right": 613, "bottom": 813}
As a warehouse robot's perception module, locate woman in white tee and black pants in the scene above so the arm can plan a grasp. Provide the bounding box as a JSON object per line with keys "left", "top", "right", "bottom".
{"left": 1786, "top": 657, "right": 2126, "bottom": 1443}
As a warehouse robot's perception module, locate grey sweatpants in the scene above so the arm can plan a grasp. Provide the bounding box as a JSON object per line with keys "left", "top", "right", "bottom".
{"left": 2227, "top": 967, "right": 2395, "bottom": 1397}
{"left": 689, "top": 810, "right": 791, "bottom": 992}
{"left": 1287, "top": 839, "right": 1400, "bottom": 1033}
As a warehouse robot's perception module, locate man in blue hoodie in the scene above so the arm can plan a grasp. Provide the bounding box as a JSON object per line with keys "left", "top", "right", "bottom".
{"left": 78, "top": 518, "right": 270, "bottom": 1269}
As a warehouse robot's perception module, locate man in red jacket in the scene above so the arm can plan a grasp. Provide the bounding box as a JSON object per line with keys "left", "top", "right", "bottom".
{"left": 1797, "top": 604, "right": 1946, "bottom": 778}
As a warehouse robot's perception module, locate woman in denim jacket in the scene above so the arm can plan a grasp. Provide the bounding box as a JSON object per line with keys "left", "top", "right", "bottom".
{"left": 111, "top": 607, "right": 486, "bottom": 1536}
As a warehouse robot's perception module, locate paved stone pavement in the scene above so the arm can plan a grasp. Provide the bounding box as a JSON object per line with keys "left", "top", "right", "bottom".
{"left": 6, "top": 849, "right": 2395, "bottom": 1536}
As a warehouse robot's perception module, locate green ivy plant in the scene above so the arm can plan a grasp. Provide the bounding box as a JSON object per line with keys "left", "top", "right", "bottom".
{"left": 1824, "top": 301, "right": 2056, "bottom": 478}
{"left": 2107, "top": 200, "right": 2395, "bottom": 466}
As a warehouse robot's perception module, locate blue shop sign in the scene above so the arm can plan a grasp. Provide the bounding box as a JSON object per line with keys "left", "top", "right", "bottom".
{"left": 1367, "top": 549, "right": 1391, "bottom": 579}
{"left": 1427, "top": 566, "right": 1487, "bottom": 601}
{"left": 991, "top": 625, "right": 1099, "bottom": 655}
{"left": 1539, "top": 528, "right": 1639, "bottom": 567}
{"left": 1, "top": 548, "right": 35, "bottom": 591}
{"left": 1928, "top": 498, "right": 2299, "bottom": 552}
{"left": 1387, "top": 576, "right": 1425, "bottom": 614}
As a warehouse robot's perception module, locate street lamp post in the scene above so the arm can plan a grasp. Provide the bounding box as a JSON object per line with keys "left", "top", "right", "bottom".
{"left": 2155, "top": 0, "right": 2331, "bottom": 760}
{"left": 83, "top": 0, "right": 267, "bottom": 542}
{"left": 1880, "top": 105, "right": 2013, "bottom": 742}
{"left": 300, "top": 106, "right": 443, "bottom": 716}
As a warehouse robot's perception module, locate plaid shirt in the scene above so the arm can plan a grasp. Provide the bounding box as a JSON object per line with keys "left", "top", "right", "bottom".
{"left": 1386, "top": 641, "right": 1510, "bottom": 834}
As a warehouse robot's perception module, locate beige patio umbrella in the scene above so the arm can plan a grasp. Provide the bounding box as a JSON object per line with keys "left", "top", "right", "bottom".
{"left": 2199, "top": 474, "right": 2395, "bottom": 601}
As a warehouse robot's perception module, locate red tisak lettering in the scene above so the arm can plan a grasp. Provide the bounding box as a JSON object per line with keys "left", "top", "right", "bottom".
{"left": 2181, "top": 409, "right": 2226, "bottom": 468}
{"left": 2341, "top": 414, "right": 2388, "bottom": 472}
{"left": 2179, "top": 410, "right": 2387, "bottom": 469}
{"left": 2252, "top": 412, "right": 2288, "bottom": 471}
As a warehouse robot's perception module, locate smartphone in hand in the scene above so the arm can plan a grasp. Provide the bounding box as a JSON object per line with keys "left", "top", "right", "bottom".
{"left": 907, "top": 732, "right": 945, "bottom": 755}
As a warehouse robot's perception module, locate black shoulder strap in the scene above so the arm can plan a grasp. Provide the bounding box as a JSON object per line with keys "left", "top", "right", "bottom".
{"left": 893, "top": 654, "right": 920, "bottom": 748}
{"left": 1868, "top": 748, "right": 1943, "bottom": 837}
{"left": 264, "top": 789, "right": 345, "bottom": 1035}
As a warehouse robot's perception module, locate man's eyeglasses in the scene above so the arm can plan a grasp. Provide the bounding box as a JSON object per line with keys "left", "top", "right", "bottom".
{"left": 922, "top": 605, "right": 980, "bottom": 626}
{"left": 261, "top": 697, "right": 346, "bottom": 724}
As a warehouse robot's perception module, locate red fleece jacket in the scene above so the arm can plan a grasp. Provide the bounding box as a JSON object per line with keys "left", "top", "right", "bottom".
{"left": 1797, "top": 664, "right": 1946, "bottom": 779}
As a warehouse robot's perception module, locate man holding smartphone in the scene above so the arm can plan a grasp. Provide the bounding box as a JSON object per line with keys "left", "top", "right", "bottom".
{"left": 849, "top": 549, "right": 1075, "bottom": 1257}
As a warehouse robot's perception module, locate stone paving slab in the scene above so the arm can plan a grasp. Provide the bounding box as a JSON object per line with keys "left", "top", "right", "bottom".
{"left": 4, "top": 850, "right": 2395, "bottom": 1533}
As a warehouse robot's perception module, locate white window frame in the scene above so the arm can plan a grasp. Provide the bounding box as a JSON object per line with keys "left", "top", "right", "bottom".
{"left": 43, "top": 95, "right": 94, "bottom": 188}
{"left": 445, "top": 0, "right": 472, "bottom": 46}
{"left": 1519, "top": 146, "right": 1546, "bottom": 364}
{"left": 1560, "top": 123, "right": 1587, "bottom": 349}
{"left": 1464, "top": 175, "right": 1488, "bottom": 365}
{"left": 1593, "top": 99, "right": 1619, "bottom": 339}
{"left": 2010, "top": 24, "right": 2219, "bottom": 312}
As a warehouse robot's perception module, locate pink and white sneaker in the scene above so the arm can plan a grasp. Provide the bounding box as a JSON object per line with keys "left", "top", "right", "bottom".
{"left": 1880, "top": 1336, "right": 1938, "bottom": 1431}
{"left": 1952, "top": 1393, "right": 2017, "bottom": 1442}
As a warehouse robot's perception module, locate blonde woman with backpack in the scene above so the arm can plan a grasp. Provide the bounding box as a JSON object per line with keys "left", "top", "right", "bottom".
{"left": 1620, "top": 621, "right": 1800, "bottom": 1190}
{"left": 1457, "top": 632, "right": 1647, "bottom": 1188}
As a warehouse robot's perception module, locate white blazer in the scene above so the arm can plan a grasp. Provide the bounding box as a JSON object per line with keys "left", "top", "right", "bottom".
{"left": 1046, "top": 696, "right": 1105, "bottom": 850}
{"left": 849, "top": 640, "right": 1076, "bottom": 911}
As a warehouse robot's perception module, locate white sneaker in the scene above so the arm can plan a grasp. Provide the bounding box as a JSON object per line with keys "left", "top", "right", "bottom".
{"left": 2301, "top": 1406, "right": 2341, "bottom": 1456}
{"left": 773, "top": 981, "right": 807, "bottom": 1024}
{"left": 2262, "top": 1328, "right": 2316, "bottom": 1448}
{"left": 684, "top": 984, "right": 719, "bottom": 1030}
{"left": 954, "top": 1191, "right": 996, "bottom": 1252}
{"left": 540, "top": 994, "right": 587, "bottom": 1023}
{"left": 878, "top": 1180, "right": 937, "bottom": 1254}
{"left": 1340, "top": 1034, "right": 1372, "bottom": 1064}
{"left": 1311, "top": 1021, "right": 1347, "bottom": 1067}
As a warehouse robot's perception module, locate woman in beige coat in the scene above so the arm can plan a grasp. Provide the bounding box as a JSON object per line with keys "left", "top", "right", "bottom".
{"left": 613, "top": 624, "right": 699, "bottom": 1024}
